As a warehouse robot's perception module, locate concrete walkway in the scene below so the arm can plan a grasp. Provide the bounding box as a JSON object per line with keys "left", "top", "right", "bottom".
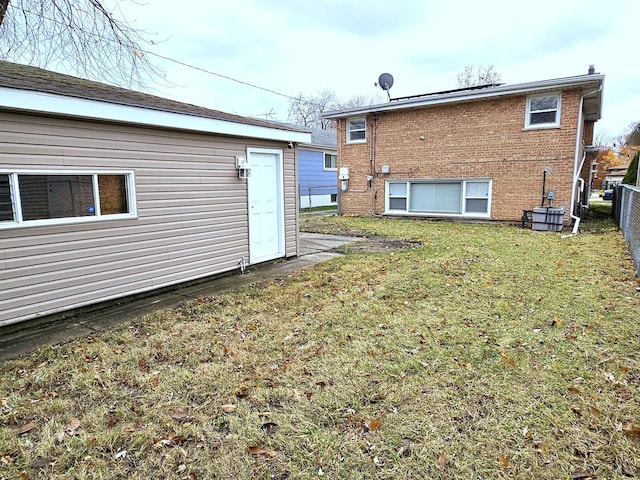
{"left": 0, "top": 232, "right": 361, "bottom": 361}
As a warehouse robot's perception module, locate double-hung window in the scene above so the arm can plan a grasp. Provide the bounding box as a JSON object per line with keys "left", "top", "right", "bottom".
{"left": 386, "top": 179, "right": 491, "bottom": 217}
{"left": 347, "top": 117, "right": 366, "bottom": 143}
{"left": 323, "top": 153, "right": 337, "bottom": 171}
{"left": 0, "top": 170, "right": 136, "bottom": 228}
{"left": 525, "top": 93, "right": 561, "bottom": 128}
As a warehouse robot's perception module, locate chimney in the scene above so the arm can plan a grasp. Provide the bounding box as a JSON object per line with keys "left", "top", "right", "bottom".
{"left": 588, "top": 64, "right": 595, "bottom": 74}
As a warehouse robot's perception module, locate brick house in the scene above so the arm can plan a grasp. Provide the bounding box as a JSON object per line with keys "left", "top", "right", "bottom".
{"left": 324, "top": 71, "right": 604, "bottom": 226}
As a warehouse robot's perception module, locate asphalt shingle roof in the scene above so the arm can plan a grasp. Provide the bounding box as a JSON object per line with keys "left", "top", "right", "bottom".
{"left": 0, "top": 60, "right": 303, "bottom": 133}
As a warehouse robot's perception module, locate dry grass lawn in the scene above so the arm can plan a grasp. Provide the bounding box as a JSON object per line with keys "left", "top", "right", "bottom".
{"left": 1, "top": 214, "right": 639, "bottom": 479}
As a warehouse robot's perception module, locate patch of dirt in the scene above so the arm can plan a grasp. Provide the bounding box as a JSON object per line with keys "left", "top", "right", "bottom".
{"left": 336, "top": 237, "right": 423, "bottom": 254}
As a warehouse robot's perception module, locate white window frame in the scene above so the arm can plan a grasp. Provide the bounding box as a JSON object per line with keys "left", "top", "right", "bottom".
{"left": 0, "top": 169, "right": 137, "bottom": 229}
{"left": 524, "top": 92, "right": 561, "bottom": 129}
{"left": 323, "top": 152, "right": 337, "bottom": 171}
{"left": 346, "top": 117, "right": 366, "bottom": 144}
{"left": 385, "top": 178, "right": 492, "bottom": 218}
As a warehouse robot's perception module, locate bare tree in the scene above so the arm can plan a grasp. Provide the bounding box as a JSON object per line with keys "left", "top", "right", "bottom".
{"left": 288, "top": 89, "right": 382, "bottom": 130}
{"left": 456, "top": 65, "right": 502, "bottom": 88}
{"left": 0, "top": 0, "right": 160, "bottom": 87}
{"left": 288, "top": 89, "right": 338, "bottom": 130}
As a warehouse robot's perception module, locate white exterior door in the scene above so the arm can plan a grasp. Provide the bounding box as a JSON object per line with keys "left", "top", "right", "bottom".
{"left": 247, "top": 148, "right": 285, "bottom": 264}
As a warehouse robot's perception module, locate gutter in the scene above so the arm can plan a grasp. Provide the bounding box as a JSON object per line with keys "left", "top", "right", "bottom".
{"left": 324, "top": 74, "right": 604, "bottom": 119}
{"left": 563, "top": 86, "right": 603, "bottom": 238}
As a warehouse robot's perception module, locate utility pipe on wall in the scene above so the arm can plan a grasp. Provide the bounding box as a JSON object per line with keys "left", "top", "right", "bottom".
{"left": 565, "top": 86, "right": 602, "bottom": 237}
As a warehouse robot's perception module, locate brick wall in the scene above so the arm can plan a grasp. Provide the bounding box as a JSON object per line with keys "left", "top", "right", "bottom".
{"left": 337, "top": 89, "right": 591, "bottom": 223}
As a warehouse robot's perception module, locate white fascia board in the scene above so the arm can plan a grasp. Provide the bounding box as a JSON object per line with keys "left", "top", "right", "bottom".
{"left": 626, "top": 123, "right": 640, "bottom": 146}
{"left": 0, "top": 87, "right": 311, "bottom": 143}
{"left": 324, "top": 75, "right": 605, "bottom": 119}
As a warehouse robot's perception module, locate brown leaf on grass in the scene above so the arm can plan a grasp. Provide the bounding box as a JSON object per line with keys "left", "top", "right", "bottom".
{"left": 497, "top": 455, "right": 509, "bottom": 467}
{"left": 137, "top": 357, "right": 149, "bottom": 372}
{"left": 220, "top": 404, "right": 237, "bottom": 413}
{"left": 551, "top": 316, "right": 562, "bottom": 326}
{"left": 500, "top": 352, "right": 515, "bottom": 367}
{"left": 623, "top": 423, "right": 640, "bottom": 439}
{"left": 397, "top": 438, "right": 411, "bottom": 457}
{"left": 368, "top": 418, "right": 383, "bottom": 432}
{"left": 438, "top": 452, "right": 446, "bottom": 469}
{"left": 247, "top": 445, "right": 277, "bottom": 457}
{"left": 31, "top": 457, "right": 54, "bottom": 469}
{"left": 371, "top": 392, "right": 386, "bottom": 403}
{"left": 617, "top": 389, "right": 632, "bottom": 400}
{"left": 235, "top": 387, "right": 250, "bottom": 398}
{"left": 568, "top": 386, "right": 582, "bottom": 394}
{"left": 18, "top": 422, "right": 37, "bottom": 435}
{"left": 66, "top": 418, "right": 81, "bottom": 435}
{"left": 588, "top": 406, "right": 602, "bottom": 417}
{"left": 534, "top": 440, "right": 550, "bottom": 454}
{"left": 571, "top": 472, "right": 594, "bottom": 479}
{"left": 171, "top": 411, "right": 189, "bottom": 420}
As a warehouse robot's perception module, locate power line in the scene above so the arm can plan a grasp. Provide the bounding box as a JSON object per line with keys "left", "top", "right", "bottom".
{"left": 6, "top": 4, "right": 328, "bottom": 110}
{"left": 144, "top": 50, "right": 298, "bottom": 102}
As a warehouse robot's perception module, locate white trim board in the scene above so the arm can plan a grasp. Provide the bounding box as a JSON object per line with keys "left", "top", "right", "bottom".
{"left": 0, "top": 87, "right": 311, "bottom": 144}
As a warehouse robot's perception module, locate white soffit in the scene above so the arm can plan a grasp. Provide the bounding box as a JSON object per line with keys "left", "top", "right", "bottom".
{"left": 0, "top": 87, "right": 310, "bottom": 143}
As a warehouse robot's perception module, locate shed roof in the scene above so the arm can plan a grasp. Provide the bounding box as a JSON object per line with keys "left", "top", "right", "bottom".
{"left": 307, "top": 128, "right": 337, "bottom": 149}
{"left": 324, "top": 73, "right": 604, "bottom": 122}
{"left": 0, "top": 61, "right": 309, "bottom": 142}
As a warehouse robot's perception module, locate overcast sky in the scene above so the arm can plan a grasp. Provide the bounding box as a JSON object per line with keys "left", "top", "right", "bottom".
{"left": 109, "top": 0, "right": 639, "bottom": 140}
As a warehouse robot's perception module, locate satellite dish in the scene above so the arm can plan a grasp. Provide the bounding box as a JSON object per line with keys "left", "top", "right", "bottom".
{"left": 376, "top": 73, "right": 394, "bottom": 101}
{"left": 378, "top": 73, "right": 394, "bottom": 91}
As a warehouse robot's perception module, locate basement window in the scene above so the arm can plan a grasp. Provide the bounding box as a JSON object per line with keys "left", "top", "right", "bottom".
{"left": 0, "top": 170, "right": 136, "bottom": 228}
{"left": 525, "top": 93, "right": 561, "bottom": 128}
{"left": 347, "top": 117, "right": 366, "bottom": 143}
{"left": 385, "top": 179, "right": 491, "bottom": 217}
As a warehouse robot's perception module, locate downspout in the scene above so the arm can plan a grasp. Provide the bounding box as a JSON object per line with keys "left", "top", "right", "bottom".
{"left": 564, "top": 86, "right": 602, "bottom": 238}
{"left": 370, "top": 116, "right": 384, "bottom": 216}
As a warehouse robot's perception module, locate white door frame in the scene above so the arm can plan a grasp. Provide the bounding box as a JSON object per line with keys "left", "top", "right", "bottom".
{"left": 247, "top": 147, "right": 285, "bottom": 264}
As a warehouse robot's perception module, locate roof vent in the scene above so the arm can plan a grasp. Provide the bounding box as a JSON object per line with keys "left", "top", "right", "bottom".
{"left": 588, "top": 64, "right": 595, "bottom": 74}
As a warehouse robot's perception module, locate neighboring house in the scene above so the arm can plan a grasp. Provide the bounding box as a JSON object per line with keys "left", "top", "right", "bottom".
{"left": 0, "top": 61, "right": 310, "bottom": 326}
{"left": 298, "top": 128, "right": 338, "bottom": 208}
{"left": 604, "top": 163, "right": 629, "bottom": 189}
{"left": 324, "top": 69, "right": 604, "bottom": 225}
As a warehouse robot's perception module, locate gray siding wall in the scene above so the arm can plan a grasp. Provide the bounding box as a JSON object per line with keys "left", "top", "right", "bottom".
{"left": 0, "top": 111, "right": 298, "bottom": 325}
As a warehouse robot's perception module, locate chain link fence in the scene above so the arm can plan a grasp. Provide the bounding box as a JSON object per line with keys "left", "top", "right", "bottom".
{"left": 613, "top": 185, "right": 640, "bottom": 277}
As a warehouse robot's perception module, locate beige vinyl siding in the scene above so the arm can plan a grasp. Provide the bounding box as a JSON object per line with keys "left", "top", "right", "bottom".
{"left": 283, "top": 149, "right": 298, "bottom": 257}
{"left": 0, "top": 112, "right": 298, "bottom": 325}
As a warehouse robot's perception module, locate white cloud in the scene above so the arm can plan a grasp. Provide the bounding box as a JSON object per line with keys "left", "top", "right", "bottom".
{"left": 110, "top": 0, "right": 640, "bottom": 137}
